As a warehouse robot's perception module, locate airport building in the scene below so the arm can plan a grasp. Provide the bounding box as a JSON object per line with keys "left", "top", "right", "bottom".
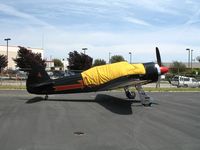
{"left": 0, "top": 45, "right": 44, "bottom": 70}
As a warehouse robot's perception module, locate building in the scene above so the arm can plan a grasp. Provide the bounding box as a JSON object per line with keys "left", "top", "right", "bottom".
{"left": 45, "top": 60, "right": 54, "bottom": 70}
{"left": 45, "top": 59, "right": 68, "bottom": 71}
{"left": 61, "top": 59, "right": 69, "bottom": 71}
{"left": 0, "top": 45, "right": 43, "bottom": 70}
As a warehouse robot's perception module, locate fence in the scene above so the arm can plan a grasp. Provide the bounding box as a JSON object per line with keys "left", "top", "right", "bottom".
{"left": 0, "top": 73, "right": 26, "bottom": 87}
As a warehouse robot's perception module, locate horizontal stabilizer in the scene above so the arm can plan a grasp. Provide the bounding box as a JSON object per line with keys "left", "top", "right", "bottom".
{"left": 30, "top": 80, "right": 54, "bottom": 88}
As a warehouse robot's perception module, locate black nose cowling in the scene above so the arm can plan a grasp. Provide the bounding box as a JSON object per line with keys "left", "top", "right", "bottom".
{"left": 141, "top": 62, "right": 159, "bottom": 82}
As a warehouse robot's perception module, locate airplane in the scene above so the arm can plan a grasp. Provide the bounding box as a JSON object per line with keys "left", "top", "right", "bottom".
{"left": 25, "top": 47, "right": 168, "bottom": 106}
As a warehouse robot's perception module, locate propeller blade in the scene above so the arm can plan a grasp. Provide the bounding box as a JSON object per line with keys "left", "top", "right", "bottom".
{"left": 155, "top": 47, "right": 169, "bottom": 75}
{"left": 156, "top": 47, "right": 162, "bottom": 66}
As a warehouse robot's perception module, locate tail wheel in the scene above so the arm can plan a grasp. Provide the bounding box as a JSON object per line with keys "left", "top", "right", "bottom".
{"left": 143, "top": 102, "right": 152, "bottom": 107}
{"left": 44, "top": 94, "right": 48, "bottom": 100}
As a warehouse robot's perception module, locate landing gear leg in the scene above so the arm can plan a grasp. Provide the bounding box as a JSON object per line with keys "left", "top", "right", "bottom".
{"left": 135, "top": 84, "right": 153, "bottom": 106}
{"left": 44, "top": 94, "right": 48, "bottom": 100}
{"left": 124, "top": 87, "right": 136, "bottom": 99}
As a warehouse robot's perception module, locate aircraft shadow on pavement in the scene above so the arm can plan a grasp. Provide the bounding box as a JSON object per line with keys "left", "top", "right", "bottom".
{"left": 25, "top": 94, "right": 144, "bottom": 115}
{"left": 95, "top": 94, "right": 134, "bottom": 115}
{"left": 26, "top": 97, "right": 44, "bottom": 104}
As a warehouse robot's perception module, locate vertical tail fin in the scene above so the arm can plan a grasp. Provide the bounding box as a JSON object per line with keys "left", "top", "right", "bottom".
{"left": 26, "top": 64, "right": 51, "bottom": 94}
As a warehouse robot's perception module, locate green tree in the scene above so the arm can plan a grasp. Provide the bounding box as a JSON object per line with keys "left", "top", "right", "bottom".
{"left": 13, "top": 46, "right": 46, "bottom": 70}
{"left": 196, "top": 56, "right": 200, "bottom": 62}
{"left": 53, "top": 59, "right": 63, "bottom": 67}
{"left": 0, "top": 54, "right": 7, "bottom": 72}
{"left": 110, "top": 55, "right": 125, "bottom": 63}
{"left": 169, "top": 61, "right": 186, "bottom": 74}
{"left": 67, "top": 51, "right": 93, "bottom": 70}
{"left": 93, "top": 59, "right": 106, "bottom": 66}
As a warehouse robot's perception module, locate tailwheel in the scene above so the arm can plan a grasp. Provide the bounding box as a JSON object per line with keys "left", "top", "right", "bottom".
{"left": 143, "top": 102, "right": 152, "bottom": 107}
{"left": 124, "top": 87, "right": 136, "bottom": 99}
{"left": 44, "top": 94, "right": 48, "bottom": 100}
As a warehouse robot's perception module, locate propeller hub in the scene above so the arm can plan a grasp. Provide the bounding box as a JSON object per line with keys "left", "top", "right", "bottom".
{"left": 160, "top": 66, "right": 169, "bottom": 74}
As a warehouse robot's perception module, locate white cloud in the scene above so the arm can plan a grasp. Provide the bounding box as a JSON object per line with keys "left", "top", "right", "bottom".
{"left": 185, "top": 9, "right": 200, "bottom": 26}
{"left": 0, "top": 4, "right": 54, "bottom": 28}
{"left": 1, "top": 0, "right": 200, "bottom": 63}
{"left": 124, "top": 17, "right": 151, "bottom": 26}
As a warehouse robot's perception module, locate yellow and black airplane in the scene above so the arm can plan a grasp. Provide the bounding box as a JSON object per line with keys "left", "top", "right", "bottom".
{"left": 26, "top": 47, "right": 168, "bottom": 106}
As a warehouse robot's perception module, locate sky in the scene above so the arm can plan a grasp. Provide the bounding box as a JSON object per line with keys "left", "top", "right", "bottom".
{"left": 0, "top": 0, "right": 200, "bottom": 63}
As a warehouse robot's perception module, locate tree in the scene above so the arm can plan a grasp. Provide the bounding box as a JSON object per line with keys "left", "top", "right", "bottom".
{"left": 93, "top": 59, "right": 106, "bottom": 66}
{"left": 169, "top": 61, "right": 186, "bottom": 74}
{"left": 196, "top": 56, "right": 200, "bottom": 62}
{"left": 110, "top": 55, "right": 125, "bottom": 63}
{"left": 13, "top": 46, "right": 46, "bottom": 70}
{"left": 53, "top": 59, "right": 63, "bottom": 67}
{"left": 0, "top": 54, "right": 7, "bottom": 72}
{"left": 67, "top": 51, "right": 93, "bottom": 70}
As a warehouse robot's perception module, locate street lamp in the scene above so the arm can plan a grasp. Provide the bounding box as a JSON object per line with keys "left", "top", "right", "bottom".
{"left": 82, "top": 48, "right": 88, "bottom": 54}
{"left": 4, "top": 38, "right": 11, "bottom": 70}
{"left": 109, "top": 52, "right": 111, "bottom": 64}
{"left": 191, "top": 50, "right": 194, "bottom": 69}
{"left": 129, "top": 52, "right": 132, "bottom": 64}
{"left": 186, "top": 48, "right": 190, "bottom": 68}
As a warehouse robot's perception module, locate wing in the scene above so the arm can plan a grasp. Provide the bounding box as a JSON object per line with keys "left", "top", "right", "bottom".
{"left": 81, "top": 62, "right": 146, "bottom": 86}
{"left": 95, "top": 75, "right": 149, "bottom": 91}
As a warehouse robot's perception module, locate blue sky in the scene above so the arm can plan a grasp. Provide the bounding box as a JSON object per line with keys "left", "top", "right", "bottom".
{"left": 0, "top": 0, "right": 200, "bottom": 63}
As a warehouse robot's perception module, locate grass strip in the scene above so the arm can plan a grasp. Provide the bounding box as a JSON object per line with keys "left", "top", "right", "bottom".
{"left": 0, "top": 85, "right": 26, "bottom": 90}
{"left": 143, "top": 87, "right": 200, "bottom": 92}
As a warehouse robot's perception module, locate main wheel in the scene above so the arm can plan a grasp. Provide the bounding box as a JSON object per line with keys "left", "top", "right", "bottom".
{"left": 125, "top": 91, "right": 136, "bottom": 99}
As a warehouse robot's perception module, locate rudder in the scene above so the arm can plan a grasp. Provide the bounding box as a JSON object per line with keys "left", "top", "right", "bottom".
{"left": 26, "top": 64, "right": 51, "bottom": 94}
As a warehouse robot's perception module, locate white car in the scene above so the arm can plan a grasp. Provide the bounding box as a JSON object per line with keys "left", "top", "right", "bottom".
{"left": 170, "top": 75, "right": 200, "bottom": 88}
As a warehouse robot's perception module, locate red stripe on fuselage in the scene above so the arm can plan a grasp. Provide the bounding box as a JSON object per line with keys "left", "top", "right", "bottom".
{"left": 54, "top": 80, "right": 84, "bottom": 91}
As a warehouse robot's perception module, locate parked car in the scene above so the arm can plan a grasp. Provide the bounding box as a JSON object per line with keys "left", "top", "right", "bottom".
{"left": 170, "top": 75, "right": 200, "bottom": 88}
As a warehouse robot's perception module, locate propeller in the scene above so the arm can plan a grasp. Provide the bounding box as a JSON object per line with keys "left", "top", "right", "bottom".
{"left": 155, "top": 47, "right": 168, "bottom": 75}
{"left": 156, "top": 47, "right": 162, "bottom": 66}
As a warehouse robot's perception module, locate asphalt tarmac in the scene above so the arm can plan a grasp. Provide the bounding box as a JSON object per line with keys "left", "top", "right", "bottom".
{"left": 0, "top": 90, "right": 199, "bottom": 150}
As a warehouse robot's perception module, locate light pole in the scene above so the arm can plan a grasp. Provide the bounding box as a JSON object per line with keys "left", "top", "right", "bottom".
{"left": 186, "top": 48, "right": 190, "bottom": 68}
{"left": 129, "top": 52, "right": 132, "bottom": 64}
{"left": 191, "top": 50, "right": 194, "bottom": 69}
{"left": 109, "top": 52, "right": 111, "bottom": 64}
{"left": 4, "top": 38, "right": 11, "bottom": 70}
{"left": 82, "top": 48, "right": 87, "bottom": 54}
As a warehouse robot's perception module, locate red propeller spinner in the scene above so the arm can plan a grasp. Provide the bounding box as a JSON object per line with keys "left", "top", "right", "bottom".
{"left": 156, "top": 47, "right": 169, "bottom": 75}
{"left": 160, "top": 66, "right": 169, "bottom": 75}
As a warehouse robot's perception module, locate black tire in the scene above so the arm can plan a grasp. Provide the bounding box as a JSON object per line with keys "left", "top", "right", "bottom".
{"left": 143, "top": 103, "right": 152, "bottom": 107}
{"left": 44, "top": 95, "right": 48, "bottom": 100}
{"left": 125, "top": 91, "right": 136, "bottom": 99}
